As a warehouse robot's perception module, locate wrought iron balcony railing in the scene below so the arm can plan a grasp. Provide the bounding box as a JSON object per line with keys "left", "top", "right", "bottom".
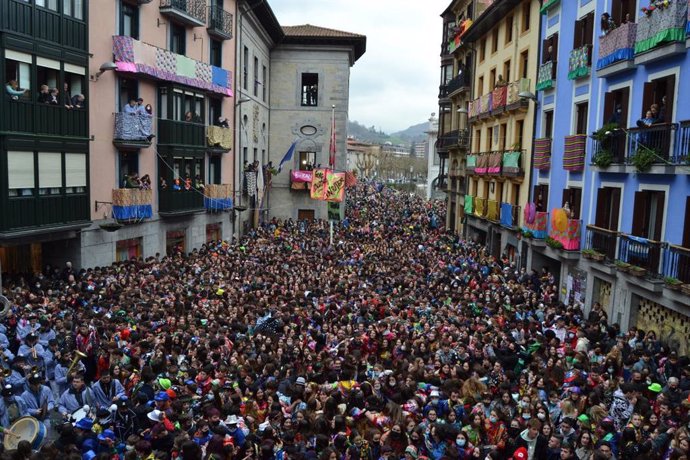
{"left": 207, "top": 5, "right": 233, "bottom": 40}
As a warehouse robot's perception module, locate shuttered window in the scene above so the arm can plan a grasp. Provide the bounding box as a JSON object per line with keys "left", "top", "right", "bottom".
{"left": 38, "top": 153, "right": 62, "bottom": 188}
{"left": 7, "top": 152, "right": 35, "bottom": 189}
{"left": 65, "top": 154, "right": 86, "bottom": 187}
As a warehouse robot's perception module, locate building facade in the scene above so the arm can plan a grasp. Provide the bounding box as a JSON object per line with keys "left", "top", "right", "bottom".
{"left": 1, "top": 0, "right": 91, "bottom": 273}
{"left": 460, "top": 0, "right": 540, "bottom": 262}
{"left": 425, "top": 113, "right": 440, "bottom": 200}
{"left": 271, "top": 25, "right": 365, "bottom": 221}
{"left": 525, "top": 0, "right": 690, "bottom": 334}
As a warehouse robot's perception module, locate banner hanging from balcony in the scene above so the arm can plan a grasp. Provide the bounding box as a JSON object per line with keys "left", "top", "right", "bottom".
{"left": 310, "top": 169, "right": 327, "bottom": 200}
{"left": 563, "top": 134, "right": 587, "bottom": 171}
{"left": 534, "top": 138, "right": 552, "bottom": 170}
{"left": 634, "top": 1, "right": 688, "bottom": 54}
{"left": 291, "top": 170, "right": 313, "bottom": 183}
{"left": 324, "top": 172, "right": 346, "bottom": 203}
{"left": 112, "top": 189, "right": 153, "bottom": 221}
{"left": 502, "top": 151, "right": 521, "bottom": 174}
{"left": 113, "top": 36, "right": 233, "bottom": 96}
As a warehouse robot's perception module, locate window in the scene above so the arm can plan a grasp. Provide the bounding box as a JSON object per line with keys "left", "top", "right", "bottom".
{"left": 262, "top": 149, "right": 266, "bottom": 165}
{"left": 512, "top": 183, "right": 520, "bottom": 206}
{"left": 612, "top": 0, "right": 636, "bottom": 25}
{"left": 632, "top": 190, "right": 665, "bottom": 240}
{"left": 505, "top": 15, "right": 514, "bottom": 44}
{"left": 243, "top": 46, "right": 249, "bottom": 90}
{"left": 683, "top": 197, "right": 690, "bottom": 248}
{"left": 7, "top": 151, "right": 34, "bottom": 197}
{"left": 208, "top": 156, "right": 221, "bottom": 184}
{"left": 170, "top": 89, "right": 204, "bottom": 122}
{"left": 118, "top": 77, "right": 138, "bottom": 110}
{"left": 120, "top": 2, "right": 139, "bottom": 39}
{"left": 503, "top": 60, "right": 511, "bottom": 83}
{"left": 521, "top": 1, "right": 531, "bottom": 32}
{"left": 491, "top": 28, "right": 499, "bottom": 53}
{"left": 36, "top": 0, "right": 58, "bottom": 11}
{"left": 170, "top": 24, "right": 185, "bottom": 55}
{"left": 575, "top": 102, "right": 588, "bottom": 135}
{"left": 210, "top": 39, "right": 222, "bottom": 67}
{"left": 515, "top": 119, "right": 525, "bottom": 149}
{"left": 642, "top": 75, "right": 674, "bottom": 121}
{"left": 520, "top": 50, "right": 529, "bottom": 79}
{"left": 489, "top": 69, "right": 496, "bottom": 91}
{"left": 562, "top": 187, "right": 582, "bottom": 219}
{"left": 477, "top": 76, "right": 484, "bottom": 95}
{"left": 262, "top": 65, "right": 267, "bottom": 101}
{"left": 64, "top": 65, "right": 86, "bottom": 106}
{"left": 116, "top": 238, "right": 142, "bottom": 262}
{"left": 542, "top": 33, "right": 558, "bottom": 63}
{"left": 475, "top": 129, "right": 481, "bottom": 153}
{"left": 119, "top": 151, "right": 138, "bottom": 184}
{"left": 253, "top": 148, "right": 258, "bottom": 163}
{"left": 440, "top": 65, "right": 453, "bottom": 85}
{"left": 63, "top": 0, "right": 84, "bottom": 19}
{"left": 5, "top": 51, "right": 31, "bottom": 99}
{"left": 595, "top": 187, "right": 621, "bottom": 231}
{"left": 479, "top": 39, "right": 486, "bottom": 61}
{"left": 208, "top": 97, "right": 222, "bottom": 126}
{"left": 603, "top": 87, "right": 630, "bottom": 128}
{"left": 253, "top": 56, "right": 259, "bottom": 97}
{"left": 499, "top": 123, "right": 507, "bottom": 151}
{"left": 301, "top": 73, "right": 318, "bottom": 106}
{"left": 487, "top": 127, "right": 494, "bottom": 150}
{"left": 65, "top": 153, "right": 86, "bottom": 194}
{"left": 540, "top": 111, "right": 553, "bottom": 139}
{"left": 37, "top": 57, "right": 59, "bottom": 92}
{"left": 533, "top": 184, "right": 549, "bottom": 212}
{"left": 242, "top": 147, "right": 247, "bottom": 166}
{"left": 298, "top": 151, "right": 316, "bottom": 170}
{"left": 573, "top": 13, "right": 595, "bottom": 49}
{"left": 495, "top": 181, "right": 503, "bottom": 202}
{"left": 38, "top": 152, "right": 62, "bottom": 195}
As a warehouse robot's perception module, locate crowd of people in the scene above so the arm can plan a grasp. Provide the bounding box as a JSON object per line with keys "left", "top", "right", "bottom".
{"left": 6, "top": 80, "right": 85, "bottom": 108}
{"left": 0, "top": 182, "right": 688, "bottom": 460}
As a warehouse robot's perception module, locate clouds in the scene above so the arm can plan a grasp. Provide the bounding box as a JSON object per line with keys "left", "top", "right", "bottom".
{"left": 269, "top": 0, "right": 448, "bottom": 133}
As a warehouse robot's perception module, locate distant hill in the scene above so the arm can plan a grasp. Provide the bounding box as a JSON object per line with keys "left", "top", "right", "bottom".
{"left": 347, "top": 120, "right": 428, "bottom": 146}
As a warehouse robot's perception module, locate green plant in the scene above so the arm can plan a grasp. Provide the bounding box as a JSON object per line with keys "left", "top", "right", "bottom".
{"left": 522, "top": 229, "right": 533, "bottom": 238}
{"left": 593, "top": 123, "right": 621, "bottom": 143}
{"left": 664, "top": 277, "right": 682, "bottom": 285}
{"left": 546, "top": 237, "right": 563, "bottom": 249}
{"left": 582, "top": 248, "right": 604, "bottom": 257}
{"left": 592, "top": 149, "right": 613, "bottom": 168}
{"left": 631, "top": 146, "right": 657, "bottom": 172}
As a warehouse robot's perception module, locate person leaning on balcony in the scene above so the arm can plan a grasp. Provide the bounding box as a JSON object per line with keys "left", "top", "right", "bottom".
{"left": 71, "top": 94, "right": 85, "bottom": 109}
{"left": 495, "top": 75, "right": 507, "bottom": 88}
{"left": 124, "top": 99, "right": 138, "bottom": 114}
{"left": 5, "top": 80, "right": 29, "bottom": 100}
{"left": 47, "top": 88, "right": 60, "bottom": 105}
{"left": 600, "top": 13, "right": 617, "bottom": 36}
{"left": 38, "top": 85, "right": 50, "bottom": 104}
{"left": 140, "top": 174, "right": 151, "bottom": 190}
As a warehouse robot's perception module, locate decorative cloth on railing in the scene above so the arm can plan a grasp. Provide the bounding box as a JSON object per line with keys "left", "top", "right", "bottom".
{"left": 245, "top": 171, "right": 257, "bottom": 197}
{"left": 469, "top": 99, "right": 479, "bottom": 118}
{"left": 634, "top": 1, "right": 688, "bottom": 54}
{"left": 492, "top": 87, "right": 507, "bottom": 111}
{"left": 112, "top": 189, "right": 153, "bottom": 220}
{"left": 204, "top": 184, "right": 233, "bottom": 210}
{"left": 568, "top": 46, "right": 591, "bottom": 80}
{"left": 597, "top": 22, "right": 637, "bottom": 69}
{"left": 114, "top": 113, "right": 153, "bottom": 140}
{"left": 466, "top": 154, "right": 477, "bottom": 172}
{"left": 464, "top": 195, "right": 474, "bottom": 215}
{"left": 480, "top": 93, "right": 492, "bottom": 115}
{"left": 474, "top": 198, "right": 486, "bottom": 217}
{"left": 502, "top": 151, "right": 521, "bottom": 174}
{"left": 563, "top": 134, "right": 587, "bottom": 171}
{"left": 113, "top": 36, "right": 233, "bottom": 96}
{"left": 534, "top": 138, "right": 552, "bottom": 170}
{"left": 487, "top": 200, "right": 500, "bottom": 221}
{"left": 475, "top": 154, "right": 488, "bottom": 174}
{"left": 536, "top": 61, "right": 555, "bottom": 91}
{"left": 507, "top": 78, "right": 531, "bottom": 104}
{"left": 500, "top": 203, "right": 514, "bottom": 227}
{"left": 488, "top": 152, "right": 502, "bottom": 174}
{"left": 291, "top": 170, "right": 313, "bottom": 183}
{"left": 523, "top": 209, "right": 549, "bottom": 239}
{"left": 207, "top": 126, "right": 232, "bottom": 149}
{"left": 549, "top": 210, "right": 581, "bottom": 250}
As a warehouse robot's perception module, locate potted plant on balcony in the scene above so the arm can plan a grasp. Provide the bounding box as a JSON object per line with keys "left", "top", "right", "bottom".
{"left": 546, "top": 237, "right": 564, "bottom": 250}
{"left": 631, "top": 146, "right": 657, "bottom": 173}
{"left": 664, "top": 277, "right": 683, "bottom": 290}
{"left": 628, "top": 265, "right": 647, "bottom": 277}
{"left": 682, "top": 284, "right": 690, "bottom": 295}
{"left": 582, "top": 248, "right": 605, "bottom": 261}
{"left": 522, "top": 229, "right": 534, "bottom": 239}
{"left": 614, "top": 260, "right": 632, "bottom": 273}
{"left": 591, "top": 124, "right": 619, "bottom": 169}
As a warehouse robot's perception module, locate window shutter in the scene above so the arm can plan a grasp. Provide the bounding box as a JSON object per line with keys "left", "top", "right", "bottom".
{"left": 572, "top": 188, "right": 582, "bottom": 220}
{"left": 585, "top": 13, "right": 595, "bottom": 46}
{"left": 542, "top": 38, "right": 549, "bottom": 64}
{"left": 664, "top": 75, "right": 675, "bottom": 124}
{"left": 612, "top": 0, "right": 622, "bottom": 24}
{"left": 7, "top": 152, "right": 35, "bottom": 189}
{"left": 552, "top": 33, "right": 558, "bottom": 62}
{"left": 609, "top": 187, "right": 621, "bottom": 231}
{"left": 65, "top": 154, "right": 86, "bottom": 187}
{"left": 683, "top": 197, "right": 690, "bottom": 248}
{"left": 574, "top": 19, "right": 582, "bottom": 48}
{"left": 642, "top": 83, "right": 655, "bottom": 118}
{"left": 619, "top": 87, "right": 630, "bottom": 128}
{"left": 653, "top": 192, "right": 665, "bottom": 241}
{"left": 603, "top": 92, "right": 615, "bottom": 123}
{"left": 38, "top": 152, "right": 62, "bottom": 188}
{"left": 595, "top": 188, "right": 609, "bottom": 228}
{"left": 632, "top": 191, "right": 648, "bottom": 237}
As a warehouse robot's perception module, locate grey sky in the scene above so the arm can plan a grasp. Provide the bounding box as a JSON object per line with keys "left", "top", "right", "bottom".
{"left": 269, "top": 0, "right": 448, "bottom": 133}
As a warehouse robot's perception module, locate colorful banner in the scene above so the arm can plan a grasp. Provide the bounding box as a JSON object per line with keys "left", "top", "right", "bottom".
{"left": 327, "top": 202, "right": 341, "bottom": 221}
{"left": 325, "top": 172, "right": 346, "bottom": 203}
{"left": 291, "top": 170, "right": 313, "bottom": 183}
{"left": 310, "top": 169, "right": 327, "bottom": 200}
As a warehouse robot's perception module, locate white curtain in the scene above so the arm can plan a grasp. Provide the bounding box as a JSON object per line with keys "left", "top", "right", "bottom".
{"left": 38, "top": 152, "right": 62, "bottom": 188}
{"left": 65, "top": 153, "right": 86, "bottom": 187}
{"left": 7, "top": 152, "right": 34, "bottom": 189}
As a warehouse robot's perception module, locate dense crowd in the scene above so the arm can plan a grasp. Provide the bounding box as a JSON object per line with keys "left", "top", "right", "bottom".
{"left": 0, "top": 183, "right": 688, "bottom": 460}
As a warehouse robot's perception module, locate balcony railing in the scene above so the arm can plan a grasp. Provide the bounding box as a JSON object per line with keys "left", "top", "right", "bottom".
{"left": 437, "top": 130, "right": 460, "bottom": 152}
{"left": 597, "top": 21, "right": 637, "bottom": 70}
{"left": 159, "top": 188, "right": 205, "bottom": 215}
{"left": 207, "top": 5, "right": 233, "bottom": 40}
{"left": 584, "top": 225, "right": 618, "bottom": 260}
{"left": 204, "top": 184, "right": 233, "bottom": 211}
{"left": 112, "top": 188, "right": 153, "bottom": 221}
{"left": 464, "top": 195, "right": 474, "bottom": 216}
{"left": 474, "top": 197, "right": 487, "bottom": 218}
{"left": 158, "top": 119, "right": 206, "bottom": 147}
{"left": 2, "top": 100, "right": 88, "bottom": 138}
{"left": 634, "top": 0, "right": 688, "bottom": 55}
{"left": 534, "top": 138, "right": 552, "bottom": 170}
{"left": 467, "top": 154, "right": 476, "bottom": 174}
{"left": 523, "top": 209, "right": 549, "bottom": 239}
{"left": 207, "top": 125, "right": 232, "bottom": 150}
{"left": 469, "top": 78, "right": 531, "bottom": 119}
{"left": 487, "top": 200, "right": 500, "bottom": 222}
{"left": 568, "top": 45, "right": 592, "bottom": 80}
{"left": 500, "top": 203, "right": 520, "bottom": 228}
{"left": 675, "top": 121, "right": 690, "bottom": 164}
{"left": 502, "top": 150, "right": 524, "bottom": 177}
{"left": 591, "top": 128, "right": 627, "bottom": 165}
{"left": 536, "top": 61, "right": 556, "bottom": 91}
{"left": 626, "top": 123, "right": 677, "bottom": 163}
{"left": 549, "top": 211, "right": 581, "bottom": 250}
{"left": 618, "top": 233, "right": 663, "bottom": 276}
{"left": 563, "top": 134, "right": 587, "bottom": 171}
{"left": 662, "top": 244, "right": 690, "bottom": 283}
{"left": 114, "top": 113, "right": 153, "bottom": 147}
{"left": 444, "top": 73, "right": 471, "bottom": 96}
{"left": 159, "top": 0, "right": 206, "bottom": 27}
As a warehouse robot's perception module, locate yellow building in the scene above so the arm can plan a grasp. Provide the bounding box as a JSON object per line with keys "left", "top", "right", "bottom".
{"left": 461, "top": 0, "right": 540, "bottom": 261}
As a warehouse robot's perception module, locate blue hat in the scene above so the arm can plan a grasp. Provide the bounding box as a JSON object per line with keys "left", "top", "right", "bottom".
{"left": 154, "top": 391, "right": 170, "bottom": 402}
{"left": 185, "top": 380, "right": 196, "bottom": 386}
{"left": 98, "top": 429, "right": 116, "bottom": 442}
{"left": 82, "top": 438, "right": 97, "bottom": 452}
{"left": 74, "top": 418, "right": 94, "bottom": 430}
{"left": 82, "top": 451, "right": 96, "bottom": 460}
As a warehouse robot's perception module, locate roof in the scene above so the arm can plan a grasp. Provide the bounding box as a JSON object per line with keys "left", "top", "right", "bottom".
{"left": 281, "top": 24, "right": 367, "bottom": 64}
{"left": 462, "top": 0, "right": 523, "bottom": 43}
{"left": 245, "top": 0, "right": 284, "bottom": 44}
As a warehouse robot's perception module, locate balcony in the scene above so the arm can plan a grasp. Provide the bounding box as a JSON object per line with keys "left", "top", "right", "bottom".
{"left": 597, "top": 21, "right": 637, "bottom": 77}
{"left": 663, "top": 244, "right": 690, "bottom": 284}
{"left": 159, "top": 0, "right": 206, "bottom": 27}
{"left": 290, "top": 169, "right": 312, "bottom": 190}
{"left": 474, "top": 153, "right": 488, "bottom": 175}
{"left": 678, "top": 121, "right": 690, "bottom": 164}
{"left": 466, "top": 154, "right": 476, "bottom": 174}
{"left": 502, "top": 150, "right": 524, "bottom": 177}
{"left": 548, "top": 209, "right": 581, "bottom": 251}
{"left": 626, "top": 123, "right": 677, "bottom": 169}
{"left": 158, "top": 119, "right": 205, "bottom": 147}
{"left": 113, "top": 113, "right": 153, "bottom": 149}
{"left": 204, "top": 184, "right": 233, "bottom": 211}
{"left": 584, "top": 225, "right": 618, "bottom": 261}
{"left": 437, "top": 130, "right": 460, "bottom": 153}
{"left": 207, "top": 125, "right": 232, "bottom": 152}
{"left": 618, "top": 233, "right": 663, "bottom": 277}
{"left": 563, "top": 134, "right": 587, "bottom": 171}
{"left": 207, "top": 5, "right": 233, "bottom": 40}
{"left": 487, "top": 151, "right": 502, "bottom": 175}
{"left": 158, "top": 189, "right": 204, "bottom": 216}
{"left": 444, "top": 73, "right": 471, "bottom": 97}
{"left": 464, "top": 195, "right": 474, "bottom": 216}
{"left": 487, "top": 200, "right": 500, "bottom": 222}
{"left": 112, "top": 188, "right": 153, "bottom": 222}
{"left": 474, "top": 197, "right": 487, "bottom": 218}
{"left": 506, "top": 78, "right": 531, "bottom": 110}
{"left": 590, "top": 128, "right": 627, "bottom": 168}
{"left": 458, "top": 129, "right": 470, "bottom": 149}
{"left": 634, "top": 0, "right": 688, "bottom": 65}
{"left": 523, "top": 208, "right": 548, "bottom": 239}
{"left": 2, "top": 193, "right": 89, "bottom": 234}
{"left": 536, "top": 61, "right": 556, "bottom": 91}
{"left": 1, "top": 0, "right": 87, "bottom": 51}
{"left": 534, "top": 138, "right": 552, "bottom": 170}
{"left": 500, "top": 203, "right": 520, "bottom": 228}
{"left": 3, "top": 101, "right": 88, "bottom": 139}
{"left": 568, "top": 45, "right": 592, "bottom": 80}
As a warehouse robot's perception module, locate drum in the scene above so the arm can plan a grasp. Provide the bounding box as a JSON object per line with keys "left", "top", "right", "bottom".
{"left": 3, "top": 416, "right": 46, "bottom": 450}
{"left": 70, "top": 405, "right": 91, "bottom": 423}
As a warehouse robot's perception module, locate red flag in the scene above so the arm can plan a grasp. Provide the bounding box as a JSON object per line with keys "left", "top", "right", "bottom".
{"left": 345, "top": 171, "right": 357, "bottom": 188}
{"left": 329, "top": 108, "right": 336, "bottom": 168}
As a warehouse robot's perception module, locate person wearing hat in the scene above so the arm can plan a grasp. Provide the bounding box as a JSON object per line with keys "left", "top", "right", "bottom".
{"left": 0, "top": 383, "right": 27, "bottom": 427}
{"left": 224, "top": 414, "right": 246, "bottom": 448}
{"left": 153, "top": 391, "right": 171, "bottom": 414}
{"left": 96, "top": 429, "right": 117, "bottom": 456}
{"left": 112, "top": 396, "right": 137, "bottom": 441}
{"left": 58, "top": 373, "right": 95, "bottom": 420}
{"left": 6, "top": 357, "right": 27, "bottom": 391}
{"left": 92, "top": 368, "right": 125, "bottom": 411}
{"left": 18, "top": 332, "right": 45, "bottom": 370}
{"left": 20, "top": 372, "right": 54, "bottom": 426}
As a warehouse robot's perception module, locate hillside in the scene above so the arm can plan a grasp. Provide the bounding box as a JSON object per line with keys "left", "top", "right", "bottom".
{"left": 347, "top": 120, "right": 427, "bottom": 145}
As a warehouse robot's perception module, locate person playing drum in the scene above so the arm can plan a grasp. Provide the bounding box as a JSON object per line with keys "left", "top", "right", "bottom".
{"left": 0, "top": 384, "right": 26, "bottom": 428}
{"left": 20, "top": 373, "right": 54, "bottom": 429}
{"left": 58, "top": 373, "right": 94, "bottom": 420}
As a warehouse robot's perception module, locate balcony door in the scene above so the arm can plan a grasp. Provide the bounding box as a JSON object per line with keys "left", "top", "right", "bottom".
{"left": 642, "top": 75, "right": 675, "bottom": 122}
{"left": 533, "top": 184, "right": 548, "bottom": 212}
{"left": 595, "top": 187, "right": 621, "bottom": 231}
{"left": 603, "top": 87, "right": 629, "bottom": 128}
{"left": 683, "top": 197, "right": 690, "bottom": 248}
{"left": 631, "top": 190, "right": 665, "bottom": 240}
{"left": 562, "top": 187, "right": 582, "bottom": 219}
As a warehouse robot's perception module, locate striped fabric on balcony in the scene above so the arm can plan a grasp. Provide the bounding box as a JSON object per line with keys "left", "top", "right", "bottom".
{"left": 534, "top": 138, "right": 552, "bottom": 170}
{"left": 563, "top": 135, "right": 587, "bottom": 171}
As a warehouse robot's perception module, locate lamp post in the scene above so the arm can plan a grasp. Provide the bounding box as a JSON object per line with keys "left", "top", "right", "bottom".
{"left": 233, "top": 97, "right": 251, "bottom": 238}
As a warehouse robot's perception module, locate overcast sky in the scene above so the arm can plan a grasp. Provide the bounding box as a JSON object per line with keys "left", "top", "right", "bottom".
{"left": 269, "top": 0, "right": 448, "bottom": 134}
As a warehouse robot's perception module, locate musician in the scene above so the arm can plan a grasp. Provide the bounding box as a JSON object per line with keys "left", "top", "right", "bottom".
{"left": 55, "top": 352, "right": 85, "bottom": 397}
{"left": 17, "top": 333, "right": 45, "bottom": 373}
{"left": 0, "top": 343, "right": 16, "bottom": 369}
{"left": 20, "top": 373, "right": 55, "bottom": 428}
{"left": 58, "top": 373, "right": 95, "bottom": 419}
{"left": 43, "top": 339, "right": 60, "bottom": 398}
{"left": 16, "top": 313, "right": 40, "bottom": 343}
{"left": 91, "top": 369, "right": 125, "bottom": 410}
{"left": 37, "top": 318, "right": 56, "bottom": 348}
{"left": 0, "top": 384, "right": 27, "bottom": 427}
{"left": 6, "top": 357, "right": 27, "bottom": 392}
{"left": 112, "top": 397, "right": 138, "bottom": 441}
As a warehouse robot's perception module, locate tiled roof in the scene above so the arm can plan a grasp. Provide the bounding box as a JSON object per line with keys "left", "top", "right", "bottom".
{"left": 282, "top": 24, "right": 365, "bottom": 39}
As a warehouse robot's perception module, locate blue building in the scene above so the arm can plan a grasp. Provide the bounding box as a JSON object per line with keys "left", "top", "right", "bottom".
{"left": 524, "top": 0, "right": 690, "bottom": 340}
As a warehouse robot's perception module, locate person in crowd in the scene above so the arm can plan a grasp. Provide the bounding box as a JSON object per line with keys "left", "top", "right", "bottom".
{"left": 5, "top": 80, "right": 28, "bottom": 100}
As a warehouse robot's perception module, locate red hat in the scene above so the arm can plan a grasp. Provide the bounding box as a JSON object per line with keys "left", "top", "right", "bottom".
{"left": 513, "top": 447, "right": 528, "bottom": 460}
{"left": 166, "top": 389, "right": 177, "bottom": 399}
